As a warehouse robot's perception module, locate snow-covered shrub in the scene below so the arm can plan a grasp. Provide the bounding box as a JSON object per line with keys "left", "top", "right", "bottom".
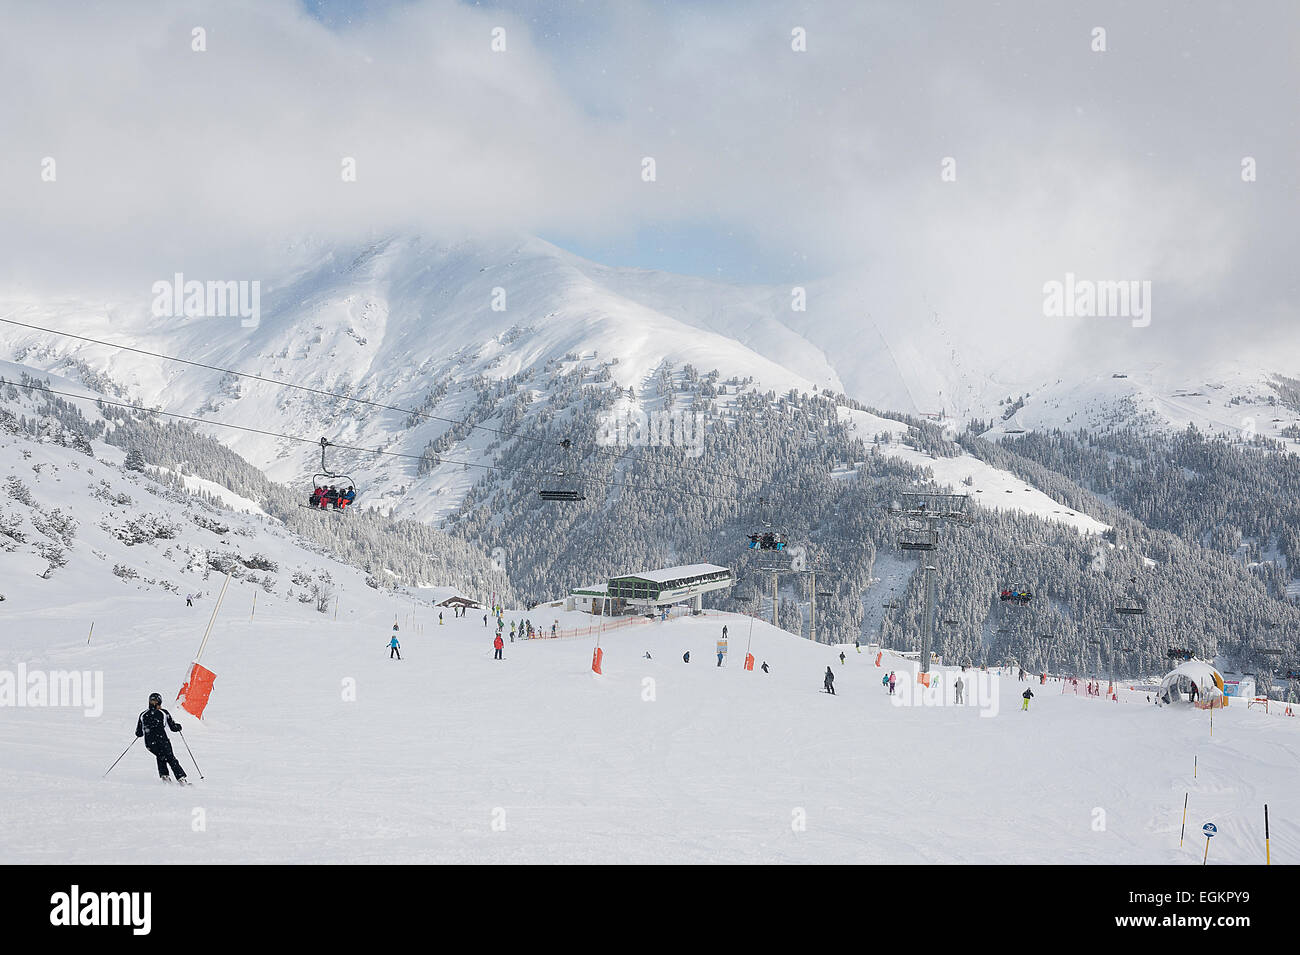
{"left": 36, "top": 542, "right": 68, "bottom": 578}
{"left": 190, "top": 514, "right": 230, "bottom": 535}
{"left": 108, "top": 514, "right": 179, "bottom": 546}
{"left": 31, "top": 507, "right": 77, "bottom": 546}
{"left": 112, "top": 563, "right": 139, "bottom": 580}
{"left": 4, "top": 475, "right": 35, "bottom": 507}
{"left": 0, "top": 511, "right": 26, "bottom": 548}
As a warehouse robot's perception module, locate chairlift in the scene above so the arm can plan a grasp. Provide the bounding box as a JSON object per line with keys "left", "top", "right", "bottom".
{"left": 538, "top": 438, "right": 586, "bottom": 502}
{"left": 747, "top": 497, "right": 787, "bottom": 549}
{"left": 899, "top": 525, "right": 937, "bottom": 551}
{"left": 306, "top": 438, "right": 357, "bottom": 511}
{"left": 1114, "top": 576, "right": 1147, "bottom": 616}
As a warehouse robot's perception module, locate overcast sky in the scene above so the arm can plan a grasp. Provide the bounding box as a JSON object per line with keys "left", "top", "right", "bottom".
{"left": 1, "top": 0, "right": 1295, "bottom": 366}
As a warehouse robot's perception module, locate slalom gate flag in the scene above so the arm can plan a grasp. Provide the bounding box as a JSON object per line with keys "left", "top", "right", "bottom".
{"left": 592, "top": 647, "right": 603, "bottom": 674}
{"left": 177, "top": 662, "right": 217, "bottom": 719}
{"left": 917, "top": 671, "right": 931, "bottom": 687}
{"left": 875, "top": 652, "right": 882, "bottom": 666}
{"left": 744, "top": 653, "right": 754, "bottom": 671}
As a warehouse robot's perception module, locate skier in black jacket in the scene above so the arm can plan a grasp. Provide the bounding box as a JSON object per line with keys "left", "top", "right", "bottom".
{"left": 136, "top": 692, "right": 189, "bottom": 784}
{"left": 824, "top": 666, "right": 836, "bottom": 695}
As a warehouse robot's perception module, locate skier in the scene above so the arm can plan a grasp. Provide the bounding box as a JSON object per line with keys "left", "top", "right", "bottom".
{"left": 483, "top": 613, "right": 488, "bottom": 627}
{"left": 854, "top": 639, "right": 860, "bottom": 654}
{"left": 644, "top": 651, "right": 652, "bottom": 660}
{"left": 717, "top": 649, "right": 724, "bottom": 667}
{"left": 761, "top": 661, "right": 769, "bottom": 674}
{"left": 1022, "top": 687, "right": 1034, "bottom": 711}
{"left": 683, "top": 651, "right": 690, "bottom": 663}
{"left": 185, "top": 594, "right": 193, "bottom": 607}
{"left": 881, "top": 673, "right": 890, "bottom": 689}
{"left": 888, "top": 671, "right": 896, "bottom": 695}
{"left": 493, "top": 633, "right": 504, "bottom": 660}
{"left": 722, "top": 625, "right": 728, "bottom": 640}
{"left": 135, "top": 692, "right": 189, "bottom": 785}
{"left": 824, "top": 666, "right": 836, "bottom": 695}
{"left": 439, "top": 612, "right": 444, "bottom": 626}
{"left": 389, "top": 635, "right": 401, "bottom": 660}
{"left": 955, "top": 676, "right": 964, "bottom": 704}
{"left": 839, "top": 651, "right": 846, "bottom": 665}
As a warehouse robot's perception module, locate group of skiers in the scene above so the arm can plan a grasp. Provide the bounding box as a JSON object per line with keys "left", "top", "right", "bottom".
{"left": 308, "top": 484, "right": 356, "bottom": 510}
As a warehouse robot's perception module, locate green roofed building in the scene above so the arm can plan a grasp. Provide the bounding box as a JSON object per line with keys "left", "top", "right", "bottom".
{"left": 606, "top": 563, "right": 733, "bottom": 614}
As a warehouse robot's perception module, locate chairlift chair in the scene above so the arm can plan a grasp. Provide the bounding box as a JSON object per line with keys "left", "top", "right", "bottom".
{"left": 308, "top": 438, "right": 357, "bottom": 511}
{"left": 538, "top": 438, "right": 586, "bottom": 501}
{"left": 1114, "top": 576, "right": 1147, "bottom": 616}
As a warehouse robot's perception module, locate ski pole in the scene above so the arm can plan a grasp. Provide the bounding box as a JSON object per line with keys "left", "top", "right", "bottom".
{"left": 103, "top": 737, "right": 139, "bottom": 778}
{"left": 177, "top": 730, "right": 205, "bottom": 779}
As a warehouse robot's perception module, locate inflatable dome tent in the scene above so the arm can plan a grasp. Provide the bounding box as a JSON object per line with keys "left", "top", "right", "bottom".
{"left": 1158, "top": 661, "right": 1226, "bottom": 708}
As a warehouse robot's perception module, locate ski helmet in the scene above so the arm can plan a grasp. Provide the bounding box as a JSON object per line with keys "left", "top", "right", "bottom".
{"left": 148, "top": 692, "right": 163, "bottom": 706}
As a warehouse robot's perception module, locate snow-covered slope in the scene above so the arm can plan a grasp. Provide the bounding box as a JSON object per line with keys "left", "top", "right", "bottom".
{"left": 2, "top": 594, "right": 1294, "bottom": 863}
{"left": 838, "top": 407, "right": 1110, "bottom": 535}
{"left": 990, "top": 359, "right": 1300, "bottom": 451}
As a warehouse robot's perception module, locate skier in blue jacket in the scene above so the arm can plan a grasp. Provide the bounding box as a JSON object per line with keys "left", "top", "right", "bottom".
{"left": 389, "top": 635, "right": 401, "bottom": 660}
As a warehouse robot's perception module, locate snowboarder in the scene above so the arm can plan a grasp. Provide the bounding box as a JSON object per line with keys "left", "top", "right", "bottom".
{"left": 389, "top": 635, "right": 401, "bottom": 660}
{"left": 493, "top": 633, "right": 504, "bottom": 660}
{"left": 824, "top": 666, "right": 836, "bottom": 695}
{"left": 683, "top": 651, "right": 690, "bottom": 663}
{"left": 888, "top": 671, "right": 897, "bottom": 695}
{"left": 135, "top": 692, "right": 189, "bottom": 784}
{"left": 1022, "top": 687, "right": 1034, "bottom": 711}
{"left": 955, "top": 676, "right": 964, "bottom": 704}
{"left": 761, "top": 661, "right": 769, "bottom": 673}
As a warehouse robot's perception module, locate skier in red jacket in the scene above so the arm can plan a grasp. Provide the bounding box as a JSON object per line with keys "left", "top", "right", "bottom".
{"left": 493, "top": 633, "right": 504, "bottom": 660}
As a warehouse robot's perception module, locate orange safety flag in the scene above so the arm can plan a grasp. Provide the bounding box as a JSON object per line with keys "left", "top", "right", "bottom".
{"left": 177, "top": 662, "right": 217, "bottom": 719}
{"left": 875, "top": 652, "right": 882, "bottom": 667}
{"left": 917, "top": 671, "right": 931, "bottom": 687}
{"left": 744, "top": 653, "right": 754, "bottom": 671}
{"left": 592, "top": 647, "right": 603, "bottom": 674}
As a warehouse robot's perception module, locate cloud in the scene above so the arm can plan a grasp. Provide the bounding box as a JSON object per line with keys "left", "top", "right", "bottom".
{"left": 0, "top": 0, "right": 1294, "bottom": 368}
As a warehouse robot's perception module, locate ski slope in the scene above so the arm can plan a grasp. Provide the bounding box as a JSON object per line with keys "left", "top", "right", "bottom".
{"left": 1, "top": 589, "right": 1293, "bottom": 864}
